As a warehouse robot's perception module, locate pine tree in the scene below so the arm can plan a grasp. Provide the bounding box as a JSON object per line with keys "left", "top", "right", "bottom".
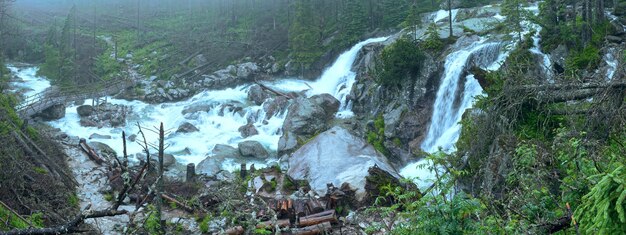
{"left": 289, "top": 0, "right": 321, "bottom": 69}
{"left": 381, "top": 0, "right": 409, "bottom": 28}
{"left": 404, "top": 3, "right": 420, "bottom": 40}
{"left": 342, "top": 0, "right": 367, "bottom": 44}
{"left": 501, "top": 0, "right": 525, "bottom": 41}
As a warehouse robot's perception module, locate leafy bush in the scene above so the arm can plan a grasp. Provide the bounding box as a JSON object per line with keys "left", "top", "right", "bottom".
{"left": 366, "top": 115, "right": 388, "bottom": 155}
{"left": 565, "top": 45, "right": 600, "bottom": 72}
{"left": 377, "top": 37, "right": 425, "bottom": 87}
{"left": 575, "top": 164, "right": 626, "bottom": 234}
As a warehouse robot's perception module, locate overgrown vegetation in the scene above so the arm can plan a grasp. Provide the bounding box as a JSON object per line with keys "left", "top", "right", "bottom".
{"left": 377, "top": 37, "right": 425, "bottom": 87}
{"left": 367, "top": 114, "right": 388, "bottom": 155}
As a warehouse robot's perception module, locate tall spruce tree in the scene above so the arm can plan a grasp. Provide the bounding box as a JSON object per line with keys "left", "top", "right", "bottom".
{"left": 342, "top": 0, "right": 367, "bottom": 44}
{"left": 289, "top": 0, "right": 321, "bottom": 71}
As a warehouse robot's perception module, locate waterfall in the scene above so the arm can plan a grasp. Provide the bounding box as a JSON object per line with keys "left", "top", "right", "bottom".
{"left": 308, "top": 36, "right": 389, "bottom": 118}
{"left": 420, "top": 41, "right": 502, "bottom": 153}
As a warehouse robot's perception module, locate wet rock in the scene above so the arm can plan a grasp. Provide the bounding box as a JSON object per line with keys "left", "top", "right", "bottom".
{"left": 163, "top": 154, "right": 177, "bottom": 168}
{"left": 196, "top": 157, "right": 220, "bottom": 176}
{"left": 287, "top": 126, "right": 400, "bottom": 202}
{"left": 77, "top": 105, "right": 95, "bottom": 117}
{"left": 282, "top": 95, "right": 339, "bottom": 136}
{"left": 262, "top": 96, "right": 289, "bottom": 119}
{"left": 128, "top": 134, "right": 137, "bottom": 142}
{"left": 90, "top": 141, "right": 117, "bottom": 160}
{"left": 89, "top": 133, "right": 112, "bottom": 139}
{"left": 35, "top": 104, "right": 65, "bottom": 121}
{"left": 247, "top": 84, "right": 271, "bottom": 105}
{"left": 238, "top": 141, "right": 269, "bottom": 159}
{"left": 80, "top": 118, "right": 98, "bottom": 127}
{"left": 212, "top": 144, "right": 242, "bottom": 159}
{"left": 182, "top": 103, "right": 215, "bottom": 115}
{"left": 176, "top": 122, "right": 200, "bottom": 133}
{"left": 277, "top": 131, "right": 298, "bottom": 155}
{"left": 238, "top": 123, "right": 259, "bottom": 138}
{"left": 236, "top": 62, "right": 259, "bottom": 79}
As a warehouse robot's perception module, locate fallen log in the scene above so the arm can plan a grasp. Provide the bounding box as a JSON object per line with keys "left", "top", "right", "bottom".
{"left": 4, "top": 209, "right": 127, "bottom": 235}
{"left": 256, "top": 219, "right": 290, "bottom": 229}
{"left": 79, "top": 138, "right": 105, "bottom": 165}
{"left": 290, "top": 222, "right": 332, "bottom": 235}
{"left": 255, "top": 81, "right": 293, "bottom": 99}
{"left": 298, "top": 210, "right": 336, "bottom": 227}
{"left": 306, "top": 200, "right": 325, "bottom": 214}
{"left": 161, "top": 194, "right": 194, "bottom": 213}
{"left": 179, "top": 50, "right": 202, "bottom": 66}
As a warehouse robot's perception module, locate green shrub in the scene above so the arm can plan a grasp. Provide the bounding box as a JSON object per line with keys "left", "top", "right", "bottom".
{"left": 565, "top": 45, "right": 600, "bottom": 71}
{"left": 367, "top": 115, "right": 388, "bottom": 155}
{"left": 421, "top": 23, "right": 444, "bottom": 51}
{"left": 377, "top": 37, "right": 425, "bottom": 87}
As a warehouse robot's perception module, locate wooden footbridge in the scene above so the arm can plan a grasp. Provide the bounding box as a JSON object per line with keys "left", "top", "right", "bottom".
{"left": 16, "top": 78, "right": 137, "bottom": 118}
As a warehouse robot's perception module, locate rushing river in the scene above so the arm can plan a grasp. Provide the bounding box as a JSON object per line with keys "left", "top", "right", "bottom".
{"left": 8, "top": 37, "right": 389, "bottom": 172}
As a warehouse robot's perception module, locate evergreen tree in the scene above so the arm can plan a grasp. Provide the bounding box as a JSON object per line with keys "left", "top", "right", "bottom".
{"left": 501, "top": 0, "right": 526, "bottom": 41}
{"left": 342, "top": 0, "right": 367, "bottom": 44}
{"left": 289, "top": 0, "right": 321, "bottom": 70}
{"left": 404, "top": 3, "right": 421, "bottom": 40}
{"left": 381, "top": 0, "right": 410, "bottom": 28}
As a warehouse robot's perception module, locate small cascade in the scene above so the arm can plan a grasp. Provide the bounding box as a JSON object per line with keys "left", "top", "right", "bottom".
{"left": 307, "top": 36, "right": 389, "bottom": 118}
{"left": 604, "top": 48, "right": 618, "bottom": 81}
{"left": 6, "top": 65, "right": 51, "bottom": 98}
{"left": 420, "top": 41, "right": 502, "bottom": 153}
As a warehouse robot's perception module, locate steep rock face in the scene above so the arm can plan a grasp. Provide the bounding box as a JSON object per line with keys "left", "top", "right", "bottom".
{"left": 350, "top": 39, "right": 443, "bottom": 166}
{"left": 287, "top": 126, "right": 400, "bottom": 202}
{"left": 35, "top": 104, "right": 66, "bottom": 121}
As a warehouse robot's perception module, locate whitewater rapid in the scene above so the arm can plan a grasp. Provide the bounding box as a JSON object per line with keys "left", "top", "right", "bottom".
{"left": 9, "top": 37, "right": 388, "bottom": 171}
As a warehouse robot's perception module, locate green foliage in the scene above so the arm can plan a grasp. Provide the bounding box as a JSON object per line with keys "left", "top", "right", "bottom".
{"left": 0, "top": 205, "right": 29, "bottom": 231}
{"left": 68, "top": 193, "right": 79, "bottom": 208}
{"left": 367, "top": 115, "right": 388, "bottom": 155}
{"left": 94, "top": 53, "right": 122, "bottom": 81}
{"left": 565, "top": 45, "right": 601, "bottom": 72}
{"left": 575, "top": 164, "right": 626, "bottom": 234}
{"left": 254, "top": 227, "right": 272, "bottom": 235}
{"left": 342, "top": 0, "right": 368, "bottom": 44}
{"left": 199, "top": 214, "right": 212, "bottom": 234}
{"left": 421, "top": 23, "right": 444, "bottom": 51}
{"left": 33, "top": 167, "right": 48, "bottom": 175}
{"left": 289, "top": 0, "right": 322, "bottom": 68}
{"left": 103, "top": 193, "right": 114, "bottom": 202}
{"left": 144, "top": 205, "right": 162, "bottom": 234}
{"left": 366, "top": 152, "right": 504, "bottom": 234}
{"left": 501, "top": 0, "right": 528, "bottom": 41}
{"left": 377, "top": 38, "right": 425, "bottom": 86}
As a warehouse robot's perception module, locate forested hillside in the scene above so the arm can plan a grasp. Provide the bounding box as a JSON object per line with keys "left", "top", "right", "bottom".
{"left": 1, "top": 0, "right": 625, "bottom": 234}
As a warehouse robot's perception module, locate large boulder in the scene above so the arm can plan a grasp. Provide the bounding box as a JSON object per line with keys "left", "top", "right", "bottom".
{"left": 90, "top": 141, "right": 117, "bottom": 161}
{"left": 35, "top": 104, "right": 65, "bottom": 121}
{"left": 277, "top": 95, "right": 339, "bottom": 154}
{"left": 176, "top": 122, "right": 200, "bottom": 133}
{"left": 238, "top": 141, "right": 269, "bottom": 159}
{"left": 197, "top": 144, "right": 244, "bottom": 176}
{"left": 236, "top": 62, "right": 259, "bottom": 79}
{"left": 238, "top": 123, "right": 259, "bottom": 138}
{"left": 211, "top": 144, "right": 242, "bottom": 159}
{"left": 77, "top": 105, "right": 95, "bottom": 117}
{"left": 282, "top": 95, "right": 339, "bottom": 136}
{"left": 287, "top": 126, "right": 400, "bottom": 202}
{"left": 247, "top": 84, "right": 271, "bottom": 105}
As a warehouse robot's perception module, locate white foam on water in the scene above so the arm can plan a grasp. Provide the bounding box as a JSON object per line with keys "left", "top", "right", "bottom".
{"left": 6, "top": 65, "right": 51, "bottom": 98}
{"left": 11, "top": 37, "right": 390, "bottom": 171}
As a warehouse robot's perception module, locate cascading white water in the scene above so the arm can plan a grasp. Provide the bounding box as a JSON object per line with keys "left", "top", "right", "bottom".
{"left": 8, "top": 37, "right": 387, "bottom": 170}
{"left": 264, "top": 36, "right": 389, "bottom": 118}
{"left": 420, "top": 41, "right": 502, "bottom": 153}
{"left": 7, "top": 66, "right": 51, "bottom": 98}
